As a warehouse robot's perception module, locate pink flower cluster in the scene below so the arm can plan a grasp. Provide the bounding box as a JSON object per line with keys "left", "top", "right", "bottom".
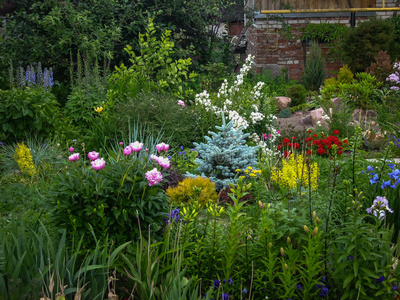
{"left": 123, "top": 141, "right": 144, "bottom": 156}
{"left": 145, "top": 168, "right": 163, "bottom": 186}
{"left": 150, "top": 154, "right": 171, "bottom": 169}
{"left": 156, "top": 142, "right": 169, "bottom": 153}
{"left": 177, "top": 100, "right": 185, "bottom": 107}
{"left": 88, "top": 151, "right": 100, "bottom": 160}
{"left": 69, "top": 153, "right": 79, "bottom": 161}
{"left": 91, "top": 158, "right": 106, "bottom": 170}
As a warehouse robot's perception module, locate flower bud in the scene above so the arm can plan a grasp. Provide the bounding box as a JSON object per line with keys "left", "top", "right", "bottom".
{"left": 313, "top": 227, "right": 319, "bottom": 237}
{"left": 284, "top": 263, "right": 289, "bottom": 270}
{"left": 304, "top": 225, "right": 309, "bottom": 234}
{"left": 267, "top": 203, "right": 271, "bottom": 209}
{"left": 268, "top": 242, "right": 272, "bottom": 249}
{"left": 315, "top": 217, "right": 320, "bottom": 224}
{"left": 280, "top": 247, "right": 285, "bottom": 256}
{"left": 287, "top": 237, "right": 291, "bottom": 244}
{"left": 259, "top": 201, "right": 264, "bottom": 209}
{"left": 312, "top": 211, "right": 317, "bottom": 219}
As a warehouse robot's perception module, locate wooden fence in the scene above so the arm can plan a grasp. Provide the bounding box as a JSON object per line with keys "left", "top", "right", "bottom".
{"left": 255, "top": 0, "right": 376, "bottom": 11}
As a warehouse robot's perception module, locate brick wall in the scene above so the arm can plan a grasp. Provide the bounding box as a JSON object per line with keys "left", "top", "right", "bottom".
{"left": 246, "top": 0, "right": 398, "bottom": 80}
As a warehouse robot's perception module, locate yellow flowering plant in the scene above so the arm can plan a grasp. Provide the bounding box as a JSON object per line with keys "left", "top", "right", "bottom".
{"left": 271, "top": 154, "right": 319, "bottom": 191}
{"left": 14, "top": 142, "right": 35, "bottom": 177}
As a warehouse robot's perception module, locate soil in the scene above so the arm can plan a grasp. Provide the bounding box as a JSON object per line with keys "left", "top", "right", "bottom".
{"left": 276, "top": 111, "right": 312, "bottom": 132}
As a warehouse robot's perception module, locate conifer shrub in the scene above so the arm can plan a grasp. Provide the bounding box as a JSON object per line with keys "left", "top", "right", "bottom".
{"left": 339, "top": 17, "right": 397, "bottom": 73}
{"left": 337, "top": 65, "right": 354, "bottom": 84}
{"left": 166, "top": 177, "right": 218, "bottom": 207}
{"left": 187, "top": 115, "right": 259, "bottom": 190}
{"left": 285, "top": 84, "right": 307, "bottom": 107}
{"left": 302, "top": 42, "right": 326, "bottom": 91}
{"left": 366, "top": 50, "right": 394, "bottom": 83}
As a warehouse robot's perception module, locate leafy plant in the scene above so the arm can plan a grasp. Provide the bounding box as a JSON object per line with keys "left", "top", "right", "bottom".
{"left": 110, "top": 18, "right": 196, "bottom": 99}
{"left": 49, "top": 149, "right": 169, "bottom": 245}
{"left": 0, "top": 88, "right": 60, "bottom": 142}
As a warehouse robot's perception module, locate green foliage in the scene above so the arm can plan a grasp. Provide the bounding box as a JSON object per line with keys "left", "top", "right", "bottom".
{"left": 302, "top": 42, "right": 326, "bottom": 91}
{"left": 49, "top": 154, "right": 169, "bottom": 245}
{"left": 339, "top": 72, "right": 383, "bottom": 109}
{"left": 338, "top": 65, "right": 354, "bottom": 84}
{"left": 0, "top": 88, "right": 60, "bottom": 142}
{"left": 0, "top": 220, "right": 128, "bottom": 300}
{"left": 285, "top": 83, "right": 307, "bottom": 107}
{"left": 110, "top": 90, "right": 199, "bottom": 148}
{"left": 301, "top": 23, "right": 348, "bottom": 44}
{"left": 187, "top": 115, "right": 259, "bottom": 190}
{"left": 166, "top": 177, "right": 218, "bottom": 207}
{"left": 339, "top": 17, "right": 398, "bottom": 73}
{"left": 332, "top": 197, "right": 398, "bottom": 299}
{"left": 110, "top": 18, "right": 196, "bottom": 99}
{"left": 64, "top": 53, "right": 109, "bottom": 128}
{"left": 278, "top": 107, "right": 291, "bottom": 118}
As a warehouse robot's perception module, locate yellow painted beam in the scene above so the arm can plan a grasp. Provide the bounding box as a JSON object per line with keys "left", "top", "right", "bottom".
{"left": 261, "top": 8, "right": 400, "bottom": 14}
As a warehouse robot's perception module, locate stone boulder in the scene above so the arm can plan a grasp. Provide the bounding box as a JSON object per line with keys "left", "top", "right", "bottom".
{"left": 275, "top": 97, "right": 291, "bottom": 111}
{"left": 310, "top": 107, "right": 329, "bottom": 129}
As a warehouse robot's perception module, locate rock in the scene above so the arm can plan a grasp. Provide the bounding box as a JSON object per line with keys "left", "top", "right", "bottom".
{"left": 275, "top": 97, "right": 291, "bottom": 111}
{"left": 310, "top": 107, "right": 324, "bottom": 127}
{"left": 364, "top": 130, "right": 387, "bottom": 149}
{"left": 300, "top": 115, "right": 312, "bottom": 125}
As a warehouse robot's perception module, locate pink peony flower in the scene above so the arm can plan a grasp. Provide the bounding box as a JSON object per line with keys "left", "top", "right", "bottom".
{"left": 145, "top": 168, "right": 163, "bottom": 186}
{"left": 69, "top": 153, "right": 79, "bottom": 161}
{"left": 123, "top": 146, "right": 132, "bottom": 156}
{"left": 150, "top": 154, "right": 170, "bottom": 170}
{"left": 129, "top": 141, "right": 143, "bottom": 152}
{"left": 145, "top": 148, "right": 149, "bottom": 152}
{"left": 177, "top": 100, "right": 185, "bottom": 107}
{"left": 119, "top": 142, "right": 123, "bottom": 145}
{"left": 91, "top": 158, "right": 105, "bottom": 170}
{"left": 156, "top": 142, "right": 169, "bottom": 153}
{"left": 88, "top": 151, "right": 100, "bottom": 160}
{"left": 69, "top": 147, "right": 74, "bottom": 152}
{"left": 157, "top": 156, "right": 171, "bottom": 169}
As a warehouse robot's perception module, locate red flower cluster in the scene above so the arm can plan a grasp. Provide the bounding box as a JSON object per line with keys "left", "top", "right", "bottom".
{"left": 277, "top": 130, "right": 348, "bottom": 158}
{"left": 306, "top": 130, "right": 348, "bottom": 157}
{"left": 277, "top": 137, "right": 300, "bottom": 158}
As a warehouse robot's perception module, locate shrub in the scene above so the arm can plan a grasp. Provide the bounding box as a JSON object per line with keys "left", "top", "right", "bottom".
{"left": 187, "top": 114, "right": 259, "bottom": 190}
{"left": 285, "top": 84, "right": 307, "bottom": 107}
{"left": 49, "top": 149, "right": 170, "bottom": 244}
{"left": 302, "top": 42, "right": 326, "bottom": 91}
{"left": 337, "top": 65, "right": 354, "bottom": 84}
{"left": 278, "top": 107, "right": 291, "bottom": 118}
{"left": 366, "top": 50, "right": 394, "bottom": 83}
{"left": 0, "top": 88, "right": 60, "bottom": 142}
{"left": 339, "top": 17, "right": 397, "bottom": 73}
{"left": 166, "top": 176, "right": 218, "bottom": 207}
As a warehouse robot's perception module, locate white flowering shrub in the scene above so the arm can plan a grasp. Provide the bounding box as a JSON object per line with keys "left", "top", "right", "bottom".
{"left": 194, "top": 54, "right": 279, "bottom": 153}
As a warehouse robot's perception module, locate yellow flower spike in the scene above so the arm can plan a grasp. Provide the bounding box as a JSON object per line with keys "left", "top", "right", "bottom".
{"left": 249, "top": 173, "right": 257, "bottom": 178}
{"left": 247, "top": 166, "right": 252, "bottom": 170}
{"left": 235, "top": 169, "right": 241, "bottom": 172}
{"left": 244, "top": 170, "right": 250, "bottom": 174}
{"left": 94, "top": 106, "right": 103, "bottom": 113}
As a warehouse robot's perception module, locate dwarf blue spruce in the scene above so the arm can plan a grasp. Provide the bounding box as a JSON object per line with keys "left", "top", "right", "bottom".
{"left": 187, "top": 114, "right": 258, "bottom": 190}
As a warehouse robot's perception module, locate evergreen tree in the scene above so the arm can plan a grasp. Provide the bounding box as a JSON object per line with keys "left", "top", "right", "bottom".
{"left": 303, "top": 42, "right": 326, "bottom": 91}
{"left": 187, "top": 114, "right": 259, "bottom": 190}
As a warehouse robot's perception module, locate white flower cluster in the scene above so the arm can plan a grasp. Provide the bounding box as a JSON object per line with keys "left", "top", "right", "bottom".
{"left": 250, "top": 111, "right": 264, "bottom": 124}
{"left": 227, "top": 110, "right": 249, "bottom": 129}
{"left": 228, "top": 55, "right": 254, "bottom": 95}
{"left": 251, "top": 81, "right": 265, "bottom": 100}
{"left": 217, "top": 79, "right": 228, "bottom": 98}
{"left": 195, "top": 90, "right": 218, "bottom": 112}
{"left": 322, "top": 113, "right": 330, "bottom": 121}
